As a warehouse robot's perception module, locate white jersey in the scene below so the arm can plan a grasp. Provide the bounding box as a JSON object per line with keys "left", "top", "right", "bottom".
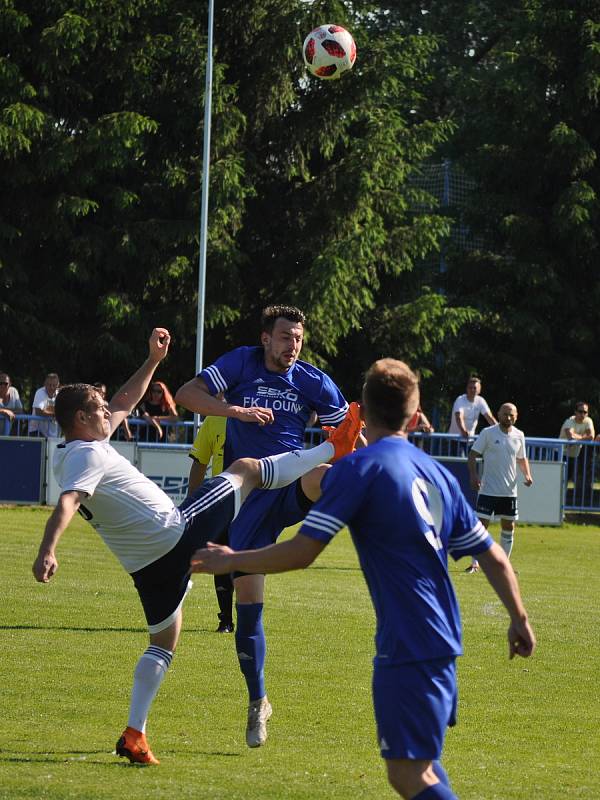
{"left": 471, "top": 424, "right": 526, "bottom": 497}
{"left": 53, "top": 439, "right": 185, "bottom": 573}
{"left": 448, "top": 394, "right": 491, "bottom": 435}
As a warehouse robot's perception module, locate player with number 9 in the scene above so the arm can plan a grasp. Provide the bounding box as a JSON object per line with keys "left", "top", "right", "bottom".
{"left": 191, "top": 358, "right": 536, "bottom": 800}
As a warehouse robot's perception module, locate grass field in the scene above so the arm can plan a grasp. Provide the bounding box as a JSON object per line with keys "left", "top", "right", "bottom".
{"left": 2, "top": 506, "right": 599, "bottom": 800}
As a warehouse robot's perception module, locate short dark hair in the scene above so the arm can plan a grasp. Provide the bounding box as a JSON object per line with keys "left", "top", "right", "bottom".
{"left": 261, "top": 305, "right": 305, "bottom": 334}
{"left": 575, "top": 401, "right": 589, "bottom": 411}
{"left": 55, "top": 384, "right": 100, "bottom": 431}
{"left": 467, "top": 375, "right": 481, "bottom": 384}
{"left": 363, "top": 359, "right": 419, "bottom": 430}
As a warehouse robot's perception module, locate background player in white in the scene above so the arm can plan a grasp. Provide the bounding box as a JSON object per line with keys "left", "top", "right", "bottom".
{"left": 32, "top": 327, "right": 362, "bottom": 766}
{"left": 176, "top": 305, "right": 351, "bottom": 747}
{"left": 448, "top": 375, "right": 496, "bottom": 438}
{"left": 190, "top": 359, "right": 535, "bottom": 800}
{"left": 465, "top": 403, "right": 533, "bottom": 574}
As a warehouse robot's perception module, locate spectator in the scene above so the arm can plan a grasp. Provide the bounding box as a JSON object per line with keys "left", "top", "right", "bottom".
{"left": 0, "top": 372, "right": 24, "bottom": 434}
{"left": 406, "top": 405, "right": 434, "bottom": 433}
{"left": 29, "top": 373, "right": 60, "bottom": 438}
{"left": 138, "top": 380, "right": 178, "bottom": 441}
{"left": 448, "top": 376, "right": 496, "bottom": 438}
{"left": 560, "top": 401, "right": 595, "bottom": 505}
{"left": 93, "top": 383, "right": 134, "bottom": 441}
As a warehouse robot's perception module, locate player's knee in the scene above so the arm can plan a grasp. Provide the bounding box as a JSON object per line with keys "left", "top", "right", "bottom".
{"left": 234, "top": 574, "right": 264, "bottom": 604}
{"left": 385, "top": 758, "right": 435, "bottom": 799}
{"left": 300, "top": 463, "right": 331, "bottom": 502}
{"left": 229, "top": 457, "right": 261, "bottom": 488}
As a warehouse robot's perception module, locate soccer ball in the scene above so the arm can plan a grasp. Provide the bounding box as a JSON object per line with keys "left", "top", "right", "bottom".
{"left": 302, "top": 25, "right": 356, "bottom": 80}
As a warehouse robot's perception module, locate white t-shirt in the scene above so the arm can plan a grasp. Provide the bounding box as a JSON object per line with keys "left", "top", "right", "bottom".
{"left": 471, "top": 424, "right": 526, "bottom": 497}
{"left": 559, "top": 415, "right": 595, "bottom": 458}
{"left": 53, "top": 439, "right": 185, "bottom": 573}
{"left": 29, "top": 387, "right": 60, "bottom": 437}
{"left": 448, "top": 394, "right": 491, "bottom": 435}
{"left": 0, "top": 386, "right": 23, "bottom": 412}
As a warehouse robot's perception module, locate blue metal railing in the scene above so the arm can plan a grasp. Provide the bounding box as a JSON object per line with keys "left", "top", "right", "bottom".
{"left": 3, "top": 417, "right": 599, "bottom": 513}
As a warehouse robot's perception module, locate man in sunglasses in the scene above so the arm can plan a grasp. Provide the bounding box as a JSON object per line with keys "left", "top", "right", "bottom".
{"left": 560, "top": 402, "right": 595, "bottom": 506}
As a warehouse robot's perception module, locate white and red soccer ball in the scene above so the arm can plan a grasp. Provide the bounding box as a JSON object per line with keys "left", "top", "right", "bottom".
{"left": 303, "top": 25, "right": 356, "bottom": 80}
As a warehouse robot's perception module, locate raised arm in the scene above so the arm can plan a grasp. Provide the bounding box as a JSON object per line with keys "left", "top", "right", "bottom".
{"left": 477, "top": 542, "right": 536, "bottom": 659}
{"left": 175, "top": 376, "right": 274, "bottom": 425}
{"left": 32, "top": 490, "right": 85, "bottom": 582}
{"left": 108, "top": 328, "right": 171, "bottom": 434}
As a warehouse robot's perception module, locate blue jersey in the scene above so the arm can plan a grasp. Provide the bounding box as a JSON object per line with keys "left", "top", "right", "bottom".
{"left": 200, "top": 346, "right": 348, "bottom": 466}
{"left": 299, "top": 436, "right": 493, "bottom": 665}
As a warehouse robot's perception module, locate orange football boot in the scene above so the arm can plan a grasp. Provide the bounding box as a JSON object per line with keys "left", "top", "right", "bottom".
{"left": 116, "top": 726, "right": 159, "bottom": 765}
{"left": 326, "top": 401, "right": 364, "bottom": 462}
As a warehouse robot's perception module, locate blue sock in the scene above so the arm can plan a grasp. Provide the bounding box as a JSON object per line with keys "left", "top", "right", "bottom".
{"left": 235, "top": 603, "right": 266, "bottom": 701}
{"left": 432, "top": 761, "right": 451, "bottom": 788}
{"left": 413, "top": 783, "right": 458, "bottom": 799}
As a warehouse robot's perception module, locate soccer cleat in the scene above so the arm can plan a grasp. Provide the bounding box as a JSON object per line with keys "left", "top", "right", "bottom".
{"left": 246, "top": 696, "right": 272, "bottom": 748}
{"left": 216, "top": 620, "right": 235, "bottom": 633}
{"left": 116, "top": 726, "right": 159, "bottom": 765}
{"left": 326, "top": 402, "right": 363, "bottom": 462}
{"left": 465, "top": 562, "right": 480, "bottom": 574}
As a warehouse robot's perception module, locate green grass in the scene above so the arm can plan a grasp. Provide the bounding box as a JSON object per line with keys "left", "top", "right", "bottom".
{"left": 1, "top": 506, "right": 599, "bottom": 799}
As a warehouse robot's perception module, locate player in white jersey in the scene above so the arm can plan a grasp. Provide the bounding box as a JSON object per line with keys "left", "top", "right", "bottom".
{"left": 31, "top": 328, "right": 363, "bottom": 766}
{"left": 190, "top": 360, "right": 535, "bottom": 800}
{"left": 465, "top": 403, "right": 533, "bottom": 573}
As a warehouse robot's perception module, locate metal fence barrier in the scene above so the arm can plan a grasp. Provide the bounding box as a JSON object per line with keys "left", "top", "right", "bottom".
{"left": 3, "top": 417, "right": 599, "bottom": 513}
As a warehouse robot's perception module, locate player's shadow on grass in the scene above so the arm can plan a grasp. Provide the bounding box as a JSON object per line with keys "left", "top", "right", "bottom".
{"left": 308, "top": 564, "right": 361, "bottom": 572}
{"left": 0, "top": 623, "right": 147, "bottom": 633}
{"left": 1, "top": 623, "right": 234, "bottom": 634}
{"left": 0, "top": 750, "right": 243, "bottom": 765}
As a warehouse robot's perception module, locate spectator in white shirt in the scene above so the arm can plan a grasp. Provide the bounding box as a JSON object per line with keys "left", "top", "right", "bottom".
{"left": 29, "top": 373, "right": 60, "bottom": 438}
{"left": 448, "top": 376, "right": 496, "bottom": 437}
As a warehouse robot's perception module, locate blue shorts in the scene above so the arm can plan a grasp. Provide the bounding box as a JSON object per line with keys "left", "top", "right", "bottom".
{"left": 131, "top": 476, "right": 238, "bottom": 633}
{"left": 228, "top": 480, "right": 311, "bottom": 555}
{"left": 372, "top": 658, "right": 457, "bottom": 760}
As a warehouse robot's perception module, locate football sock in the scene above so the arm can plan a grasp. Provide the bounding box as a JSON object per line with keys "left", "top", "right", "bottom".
{"left": 235, "top": 603, "right": 266, "bottom": 701}
{"left": 259, "top": 441, "right": 334, "bottom": 489}
{"left": 127, "top": 645, "right": 173, "bottom": 733}
{"left": 432, "top": 761, "right": 451, "bottom": 788}
{"left": 215, "top": 573, "right": 234, "bottom": 624}
{"left": 500, "top": 530, "right": 514, "bottom": 558}
{"left": 412, "top": 784, "right": 458, "bottom": 799}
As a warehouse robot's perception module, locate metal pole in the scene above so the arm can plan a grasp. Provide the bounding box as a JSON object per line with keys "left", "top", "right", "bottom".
{"left": 194, "top": 0, "right": 214, "bottom": 432}
{"left": 195, "top": 0, "right": 214, "bottom": 377}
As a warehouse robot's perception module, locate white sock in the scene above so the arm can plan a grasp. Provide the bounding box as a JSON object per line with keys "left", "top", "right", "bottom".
{"left": 500, "top": 530, "right": 514, "bottom": 559}
{"left": 127, "top": 645, "right": 173, "bottom": 733}
{"left": 260, "top": 441, "right": 334, "bottom": 489}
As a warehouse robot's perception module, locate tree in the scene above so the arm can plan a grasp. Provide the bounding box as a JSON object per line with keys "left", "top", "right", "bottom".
{"left": 0, "top": 0, "right": 476, "bottom": 407}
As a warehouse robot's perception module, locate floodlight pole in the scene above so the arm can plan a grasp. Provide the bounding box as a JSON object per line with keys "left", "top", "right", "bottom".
{"left": 194, "top": 0, "right": 215, "bottom": 429}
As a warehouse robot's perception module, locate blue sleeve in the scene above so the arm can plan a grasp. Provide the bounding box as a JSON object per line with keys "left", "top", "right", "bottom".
{"left": 312, "top": 373, "right": 348, "bottom": 426}
{"left": 300, "top": 457, "right": 369, "bottom": 544}
{"left": 447, "top": 486, "right": 494, "bottom": 560}
{"left": 200, "top": 348, "right": 245, "bottom": 396}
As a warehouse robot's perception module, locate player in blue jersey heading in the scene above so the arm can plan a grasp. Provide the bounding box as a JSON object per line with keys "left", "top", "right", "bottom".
{"left": 175, "top": 305, "right": 352, "bottom": 747}
{"left": 190, "top": 358, "right": 536, "bottom": 800}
